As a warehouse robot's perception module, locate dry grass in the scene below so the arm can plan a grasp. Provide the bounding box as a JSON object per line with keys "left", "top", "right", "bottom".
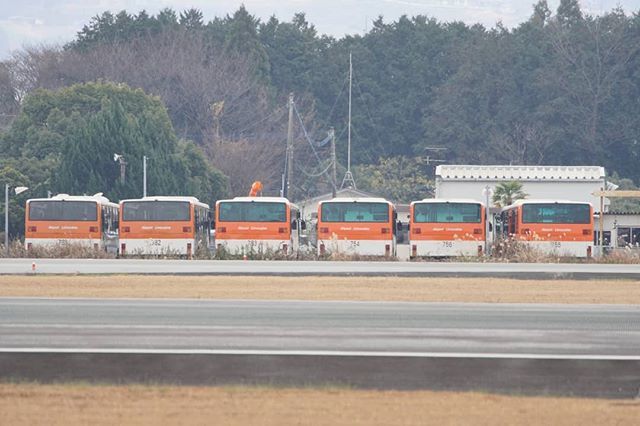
{"left": 1, "top": 275, "right": 639, "bottom": 304}
{"left": 1, "top": 383, "right": 639, "bottom": 426}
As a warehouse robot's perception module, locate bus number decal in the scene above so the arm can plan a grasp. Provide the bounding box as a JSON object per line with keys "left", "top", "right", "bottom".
{"left": 150, "top": 239, "right": 162, "bottom": 246}
{"left": 349, "top": 241, "right": 360, "bottom": 247}
{"left": 442, "top": 241, "right": 453, "bottom": 248}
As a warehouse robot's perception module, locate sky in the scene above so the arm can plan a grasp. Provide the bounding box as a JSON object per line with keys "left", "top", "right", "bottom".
{"left": 1, "top": 0, "right": 638, "bottom": 59}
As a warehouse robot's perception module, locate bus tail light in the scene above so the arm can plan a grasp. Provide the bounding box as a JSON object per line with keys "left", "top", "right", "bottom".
{"left": 278, "top": 227, "right": 287, "bottom": 234}
{"left": 583, "top": 229, "right": 592, "bottom": 235}
{"left": 522, "top": 228, "right": 531, "bottom": 235}
{"left": 320, "top": 227, "right": 329, "bottom": 234}
{"left": 473, "top": 228, "right": 482, "bottom": 235}
{"left": 412, "top": 228, "right": 421, "bottom": 234}
{"left": 123, "top": 226, "right": 130, "bottom": 233}
{"left": 381, "top": 228, "right": 390, "bottom": 234}
{"left": 187, "top": 243, "right": 192, "bottom": 258}
{"left": 411, "top": 244, "right": 417, "bottom": 257}
{"left": 183, "top": 226, "right": 192, "bottom": 233}
{"left": 89, "top": 226, "right": 98, "bottom": 233}
{"left": 385, "top": 244, "right": 391, "bottom": 256}
{"left": 587, "top": 246, "right": 592, "bottom": 258}
{"left": 320, "top": 243, "right": 326, "bottom": 255}
{"left": 28, "top": 226, "right": 37, "bottom": 232}
{"left": 120, "top": 243, "right": 126, "bottom": 255}
{"left": 219, "top": 227, "right": 226, "bottom": 233}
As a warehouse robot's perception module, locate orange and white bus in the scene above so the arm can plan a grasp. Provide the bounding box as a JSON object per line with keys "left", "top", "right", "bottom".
{"left": 214, "top": 196, "right": 302, "bottom": 255}
{"left": 409, "top": 199, "right": 485, "bottom": 258}
{"left": 500, "top": 200, "right": 594, "bottom": 257}
{"left": 119, "top": 196, "right": 210, "bottom": 256}
{"left": 25, "top": 193, "right": 119, "bottom": 252}
{"left": 316, "top": 197, "right": 397, "bottom": 257}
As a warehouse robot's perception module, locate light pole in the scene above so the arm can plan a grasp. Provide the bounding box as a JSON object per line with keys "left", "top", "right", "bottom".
{"left": 482, "top": 185, "right": 492, "bottom": 256}
{"left": 4, "top": 184, "right": 28, "bottom": 257}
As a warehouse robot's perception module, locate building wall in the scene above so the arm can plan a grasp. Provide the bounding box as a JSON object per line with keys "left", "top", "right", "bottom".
{"left": 436, "top": 180, "right": 607, "bottom": 212}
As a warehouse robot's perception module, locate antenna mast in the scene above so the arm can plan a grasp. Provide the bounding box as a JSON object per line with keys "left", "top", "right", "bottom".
{"left": 341, "top": 52, "right": 357, "bottom": 190}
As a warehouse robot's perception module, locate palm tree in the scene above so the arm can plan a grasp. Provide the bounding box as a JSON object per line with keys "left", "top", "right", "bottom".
{"left": 492, "top": 181, "right": 527, "bottom": 207}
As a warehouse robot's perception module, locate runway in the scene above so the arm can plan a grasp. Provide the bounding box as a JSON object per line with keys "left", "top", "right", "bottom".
{"left": 1, "top": 298, "right": 640, "bottom": 397}
{"left": 1, "top": 298, "right": 639, "bottom": 357}
{"left": 2, "top": 258, "right": 640, "bottom": 279}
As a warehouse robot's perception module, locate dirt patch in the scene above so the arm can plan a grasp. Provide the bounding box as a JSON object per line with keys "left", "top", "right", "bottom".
{"left": 0, "top": 275, "right": 639, "bottom": 304}
{"left": 1, "top": 383, "right": 639, "bottom": 426}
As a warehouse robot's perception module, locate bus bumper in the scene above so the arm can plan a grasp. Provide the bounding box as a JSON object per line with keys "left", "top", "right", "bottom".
{"left": 317, "top": 239, "right": 395, "bottom": 257}
{"left": 216, "top": 239, "right": 292, "bottom": 255}
{"left": 410, "top": 240, "right": 483, "bottom": 257}
{"left": 522, "top": 241, "right": 592, "bottom": 258}
{"left": 119, "top": 238, "right": 194, "bottom": 256}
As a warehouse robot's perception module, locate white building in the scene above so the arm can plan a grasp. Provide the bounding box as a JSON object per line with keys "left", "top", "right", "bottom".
{"left": 435, "top": 165, "right": 612, "bottom": 213}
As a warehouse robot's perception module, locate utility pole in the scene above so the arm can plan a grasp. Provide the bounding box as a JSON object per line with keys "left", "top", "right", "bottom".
{"left": 4, "top": 184, "right": 8, "bottom": 257}
{"left": 143, "top": 155, "right": 147, "bottom": 197}
{"left": 285, "top": 93, "right": 295, "bottom": 199}
{"left": 330, "top": 127, "right": 337, "bottom": 198}
{"left": 340, "top": 53, "right": 356, "bottom": 190}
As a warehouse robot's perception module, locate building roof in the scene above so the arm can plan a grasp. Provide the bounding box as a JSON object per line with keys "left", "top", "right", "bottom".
{"left": 436, "top": 165, "right": 606, "bottom": 181}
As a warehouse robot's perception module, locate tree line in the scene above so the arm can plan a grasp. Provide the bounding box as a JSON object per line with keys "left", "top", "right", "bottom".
{"left": 2, "top": 0, "right": 640, "bottom": 215}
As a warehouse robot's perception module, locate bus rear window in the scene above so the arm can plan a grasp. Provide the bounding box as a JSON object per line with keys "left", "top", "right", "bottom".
{"left": 320, "top": 202, "right": 389, "bottom": 223}
{"left": 522, "top": 203, "right": 591, "bottom": 224}
{"left": 122, "top": 201, "right": 191, "bottom": 221}
{"left": 218, "top": 202, "right": 287, "bottom": 222}
{"left": 28, "top": 201, "right": 98, "bottom": 221}
{"left": 413, "top": 203, "right": 481, "bottom": 223}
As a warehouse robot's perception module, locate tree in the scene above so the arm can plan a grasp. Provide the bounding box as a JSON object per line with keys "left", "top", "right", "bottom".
{"left": 2, "top": 81, "right": 227, "bottom": 207}
{"left": 492, "top": 181, "right": 528, "bottom": 207}
{"left": 354, "top": 156, "right": 433, "bottom": 203}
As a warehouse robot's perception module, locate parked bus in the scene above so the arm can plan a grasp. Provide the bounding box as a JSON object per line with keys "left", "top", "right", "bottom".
{"left": 119, "top": 196, "right": 210, "bottom": 256}
{"left": 500, "top": 200, "right": 594, "bottom": 257}
{"left": 409, "top": 199, "right": 485, "bottom": 258}
{"left": 316, "top": 197, "right": 397, "bottom": 257}
{"left": 25, "top": 193, "right": 119, "bottom": 252}
{"left": 214, "top": 196, "right": 302, "bottom": 255}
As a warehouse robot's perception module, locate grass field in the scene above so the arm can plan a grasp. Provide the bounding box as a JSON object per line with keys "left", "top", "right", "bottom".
{"left": 1, "top": 383, "right": 639, "bottom": 426}
{"left": 1, "top": 275, "right": 639, "bottom": 303}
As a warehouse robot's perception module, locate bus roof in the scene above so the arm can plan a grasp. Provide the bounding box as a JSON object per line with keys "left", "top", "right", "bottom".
{"left": 27, "top": 193, "right": 118, "bottom": 208}
{"left": 319, "top": 197, "right": 394, "bottom": 206}
{"left": 411, "top": 198, "right": 484, "bottom": 207}
{"left": 217, "top": 196, "right": 298, "bottom": 209}
{"left": 120, "top": 196, "right": 209, "bottom": 209}
{"left": 503, "top": 199, "right": 592, "bottom": 209}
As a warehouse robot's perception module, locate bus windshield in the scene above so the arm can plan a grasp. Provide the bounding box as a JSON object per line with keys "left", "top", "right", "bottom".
{"left": 122, "top": 201, "right": 191, "bottom": 221}
{"left": 218, "top": 202, "right": 287, "bottom": 222}
{"left": 321, "top": 202, "right": 389, "bottom": 223}
{"left": 28, "top": 201, "right": 98, "bottom": 221}
{"left": 522, "top": 203, "right": 591, "bottom": 224}
{"left": 413, "top": 203, "right": 481, "bottom": 223}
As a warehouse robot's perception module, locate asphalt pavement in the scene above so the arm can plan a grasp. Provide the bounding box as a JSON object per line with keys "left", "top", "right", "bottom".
{"left": 2, "top": 298, "right": 639, "bottom": 396}
{"left": 2, "top": 258, "right": 640, "bottom": 279}
{"left": 2, "top": 298, "right": 639, "bottom": 357}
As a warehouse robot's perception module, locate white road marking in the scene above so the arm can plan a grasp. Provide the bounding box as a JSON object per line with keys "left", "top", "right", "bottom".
{"left": 0, "top": 347, "right": 639, "bottom": 360}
